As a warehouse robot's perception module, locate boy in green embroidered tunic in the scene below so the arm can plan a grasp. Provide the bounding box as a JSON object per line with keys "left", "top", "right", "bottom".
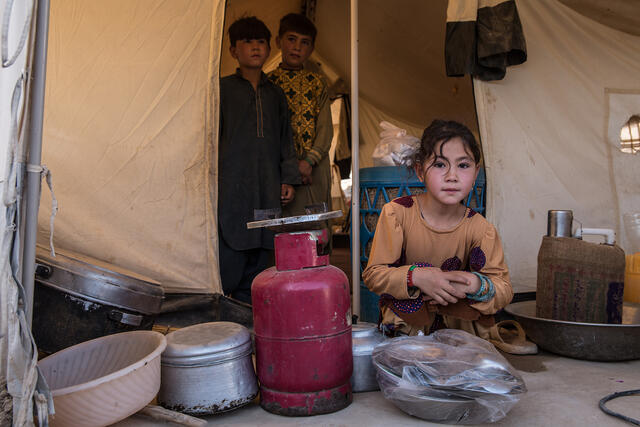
{"left": 218, "top": 17, "right": 299, "bottom": 303}
{"left": 269, "top": 13, "right": 333, "bottom": 221}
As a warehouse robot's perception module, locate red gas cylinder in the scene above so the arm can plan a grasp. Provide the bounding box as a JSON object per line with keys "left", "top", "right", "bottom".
{"left": 252, "top": 228, "right": 353, "bottom": 416}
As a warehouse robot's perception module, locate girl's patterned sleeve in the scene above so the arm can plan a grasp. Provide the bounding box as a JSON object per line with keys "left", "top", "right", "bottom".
{"left": 468, "top": 222, "right": 513, "bottom": 314}
{"left": 362, "top": 203, "right": 417, "bottom": 300}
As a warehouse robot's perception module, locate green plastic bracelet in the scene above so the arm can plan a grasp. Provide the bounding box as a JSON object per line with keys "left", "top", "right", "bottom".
{"left": 467, "top": 272, "right": 495, "bottom": 302}
{"left": 467, "top": 272, "right": 487, "bottom": 299}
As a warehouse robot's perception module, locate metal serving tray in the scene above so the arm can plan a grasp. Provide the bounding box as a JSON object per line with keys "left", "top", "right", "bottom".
{"left": 246, "top": 210, "right": 343, "bottom": 233}
{"left": 505, "top": 300, "right": 640, "bottom": 361}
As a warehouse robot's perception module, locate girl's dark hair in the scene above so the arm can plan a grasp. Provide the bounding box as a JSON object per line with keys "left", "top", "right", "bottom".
{"left": 228, "top": 16, "right": 271, "bottom": 47}
{"left": 278, "top": 13, "right": 317, "bottom": 43}
{"left": 411, "top": 120, "right": 481, "bottom": 169}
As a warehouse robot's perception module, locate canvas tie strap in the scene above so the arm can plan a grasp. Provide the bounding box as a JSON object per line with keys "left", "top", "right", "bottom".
{"left": 1, "top": 0, "right": 34, "bottom": 68}
{"left": 26, "top": 163, "right": 57, "bottom": 257}
{"left": 3, "top": 71, "right": 25, "bottom": 207}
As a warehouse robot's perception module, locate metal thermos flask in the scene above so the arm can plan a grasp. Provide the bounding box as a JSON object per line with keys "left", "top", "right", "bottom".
{"left": 547, "top": 210, "right": 573, "bottom": 237}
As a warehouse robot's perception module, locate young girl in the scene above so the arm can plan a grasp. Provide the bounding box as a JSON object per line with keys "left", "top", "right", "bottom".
{"left": 362, "top": 120, "right": 513, "bottom": 337}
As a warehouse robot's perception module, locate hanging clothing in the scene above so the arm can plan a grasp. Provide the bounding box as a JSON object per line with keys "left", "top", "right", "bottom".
{"left": 218, "top": 70, "right": 300, "bottom": 251}
{"left": 268, "top": 66, "right": 333, "bottom": 216}
{"left": 362, "top": 195, "right": 513, "bottom": 335}
{"left": 445, "top": 0, "right": 527, "bottom": 81}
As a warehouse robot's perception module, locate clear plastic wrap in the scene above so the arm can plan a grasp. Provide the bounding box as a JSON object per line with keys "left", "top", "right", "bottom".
{"left": 372, "top": 329, "right": 526, "bottom": 424}
{"left": 371, "top": 121, "right": 421, "bottom": 167}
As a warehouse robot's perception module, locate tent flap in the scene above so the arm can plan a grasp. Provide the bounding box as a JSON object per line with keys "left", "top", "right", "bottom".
{"left": 39, "top": 0, "right": 225, "bottom": 293}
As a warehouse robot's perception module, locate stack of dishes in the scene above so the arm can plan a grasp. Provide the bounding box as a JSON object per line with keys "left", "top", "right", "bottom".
{"left": 372, "top": 330, "right": 526, "bottom": 424}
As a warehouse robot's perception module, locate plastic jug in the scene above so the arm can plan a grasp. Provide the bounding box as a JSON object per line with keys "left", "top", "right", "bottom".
{"left": 624, "top": 253, "right": 640, "bottom": 303}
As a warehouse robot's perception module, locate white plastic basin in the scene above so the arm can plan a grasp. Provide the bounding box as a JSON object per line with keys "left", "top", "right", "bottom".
{"left": 38, "top": 330, "right": 167, "bottom": 427}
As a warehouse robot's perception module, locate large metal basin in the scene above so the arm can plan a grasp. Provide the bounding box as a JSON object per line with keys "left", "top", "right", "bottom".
{"left": 505, "top": 301, "right": 640, "bottom": 361}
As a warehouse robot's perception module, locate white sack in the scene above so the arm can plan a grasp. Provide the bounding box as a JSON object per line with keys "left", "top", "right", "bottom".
{"left": 359, "top": 99, "right": 424, "bottom": 169}
{"left": 372, "top": 121, "right": 421, "bottom": 167}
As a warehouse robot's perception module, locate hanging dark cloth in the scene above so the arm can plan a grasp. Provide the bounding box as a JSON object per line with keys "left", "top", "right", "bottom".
{"left": 445, "top": 0, "right": 527, "bottom": 81}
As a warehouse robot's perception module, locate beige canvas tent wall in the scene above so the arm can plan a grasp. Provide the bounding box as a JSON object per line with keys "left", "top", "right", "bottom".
{"left": 39, "top": 0, "right": 226, "bottom": 294}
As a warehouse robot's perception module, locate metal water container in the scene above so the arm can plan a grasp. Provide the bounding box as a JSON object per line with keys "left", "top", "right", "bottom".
{"left": 547, "top": 210, "right": 573, "bottom": 237}
{"left": 351, "top": 322, "right": 385, "bottom": 392}
{"left": 158, "top": 322, "right": 258, "bottom": 415}
{"left": 251, "top": 220, "right": 353, "bottom": 416}
{"left": 538, "top": 210, "right": 624, "bottom": 323}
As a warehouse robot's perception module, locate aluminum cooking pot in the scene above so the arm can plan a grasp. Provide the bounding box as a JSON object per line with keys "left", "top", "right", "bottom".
{"left": 158, "top": 322, "right": 258, "bottom": 415}
{"left": 351, "top": 322, "right": 385, "bottom": 392}
{"left": 32, "top": 244, "right": 164, "bottom": 354}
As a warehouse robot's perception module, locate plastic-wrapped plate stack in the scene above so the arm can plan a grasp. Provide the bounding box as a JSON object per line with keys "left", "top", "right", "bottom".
{"left": 372, "top": 329, "right": 526, "bottom": 424}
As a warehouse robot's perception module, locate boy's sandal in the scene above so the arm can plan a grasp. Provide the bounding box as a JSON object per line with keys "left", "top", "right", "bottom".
{"left": 488, "top": 320, "right": 538, "bottom": 355}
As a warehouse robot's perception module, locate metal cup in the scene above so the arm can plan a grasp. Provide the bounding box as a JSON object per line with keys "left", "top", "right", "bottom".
{"left": 547, "top": 210, "right": 573, "bottom": 237}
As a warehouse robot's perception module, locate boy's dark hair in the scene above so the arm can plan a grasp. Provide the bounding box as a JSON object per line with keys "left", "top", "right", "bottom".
{"left": 278, "top": 13, "right": 317, "bottom": 43}
{"left": 412, "top": 120, "right": 481, "bottom": 169}
{"left": 228, "top": 16, "right": 271, "bottom": 47}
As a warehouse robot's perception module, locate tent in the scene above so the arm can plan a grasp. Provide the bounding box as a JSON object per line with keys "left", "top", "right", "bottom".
{"left": 1, "top": 0, "right": 639, "bottom": 423}
{"left": 37, "top": 0, "right": 640, "bottom": 298}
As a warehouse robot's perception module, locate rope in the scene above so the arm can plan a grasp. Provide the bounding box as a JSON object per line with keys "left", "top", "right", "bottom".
{"left": 599, "top": 389, "right": 640, "bottom": 425}
{"left": 1, "top": 0, "right": 35, "bottom": 67}
{"left": 3, "top": 72, "right": 25, "bottom": 207}
{"left": 26, "top": 163, "right": 58, "bottom": 257}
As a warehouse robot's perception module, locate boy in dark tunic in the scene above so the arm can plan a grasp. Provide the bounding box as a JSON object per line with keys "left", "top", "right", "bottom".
{"left": 218, "top": 17, "right": 300, "bottom": 303}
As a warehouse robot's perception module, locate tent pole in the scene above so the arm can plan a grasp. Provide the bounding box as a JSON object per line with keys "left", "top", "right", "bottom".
{"left": 350, "top": 0, "right": 360, "bottom": 319}
{"left": 22, "top": 0, "right": 51, "bottom": 326}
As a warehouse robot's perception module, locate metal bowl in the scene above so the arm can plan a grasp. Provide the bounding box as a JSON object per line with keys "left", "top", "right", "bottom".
{"left": 505, "top": 301, "right": 640, "bottom": 361}
{"left": 389, "top": 393, "right": 481, "bottom": 423}
{"left": 375, "top": 364, "right": 517, "bottom": 424}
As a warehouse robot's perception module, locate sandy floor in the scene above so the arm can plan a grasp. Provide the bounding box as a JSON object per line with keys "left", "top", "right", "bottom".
{"left": 115, "top": 350, "right": 640, "bottom": 426}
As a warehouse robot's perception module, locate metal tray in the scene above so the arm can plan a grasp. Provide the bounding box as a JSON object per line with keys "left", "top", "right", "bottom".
{"left": 505, "top": 300, "right": 640, "bottom": 361}
{"left": 246, "top": 210, "right": 343, "bottom": 232}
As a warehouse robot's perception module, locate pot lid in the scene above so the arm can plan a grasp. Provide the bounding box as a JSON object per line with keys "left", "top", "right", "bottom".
{"left": 162, "top": 322, "right": 252, "bottom": 366}
{"left": 352, "top": 322, "right": 385, "bottom": 356}
{"left": 35, "top": 244, "right": 164, "bottom": 314}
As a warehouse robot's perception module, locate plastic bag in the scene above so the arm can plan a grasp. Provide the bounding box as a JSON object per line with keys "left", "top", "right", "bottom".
{"left": 371, "top": 121, "right": 420, "bottom": 167}
{"left": 372, "top": 329, "right": 526, "bottom": 424}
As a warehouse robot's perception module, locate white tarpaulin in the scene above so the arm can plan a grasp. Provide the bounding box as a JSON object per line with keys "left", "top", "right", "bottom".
{"left": 474, "top": 0, "right": 640, "bottom": 292}
{"left": 39, "top": 0, "right": 225, "bottom": 293}
{"left": 1, "top": 0, "right": 48, "bottom": 424}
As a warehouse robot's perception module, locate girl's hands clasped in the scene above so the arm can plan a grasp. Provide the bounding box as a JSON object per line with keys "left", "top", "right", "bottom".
{"left": 411, "top": 268, "right": 481, "bottom": 306}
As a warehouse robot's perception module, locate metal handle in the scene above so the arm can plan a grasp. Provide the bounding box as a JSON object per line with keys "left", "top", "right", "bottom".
{"left": 573, "top": 228, "right": 616, "bottom": 245}
{"left": 108, "top": 310, "right": 143, "bottom": 326}
{"left": 34, "top": 262, "right": 52, "bottom": 279}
